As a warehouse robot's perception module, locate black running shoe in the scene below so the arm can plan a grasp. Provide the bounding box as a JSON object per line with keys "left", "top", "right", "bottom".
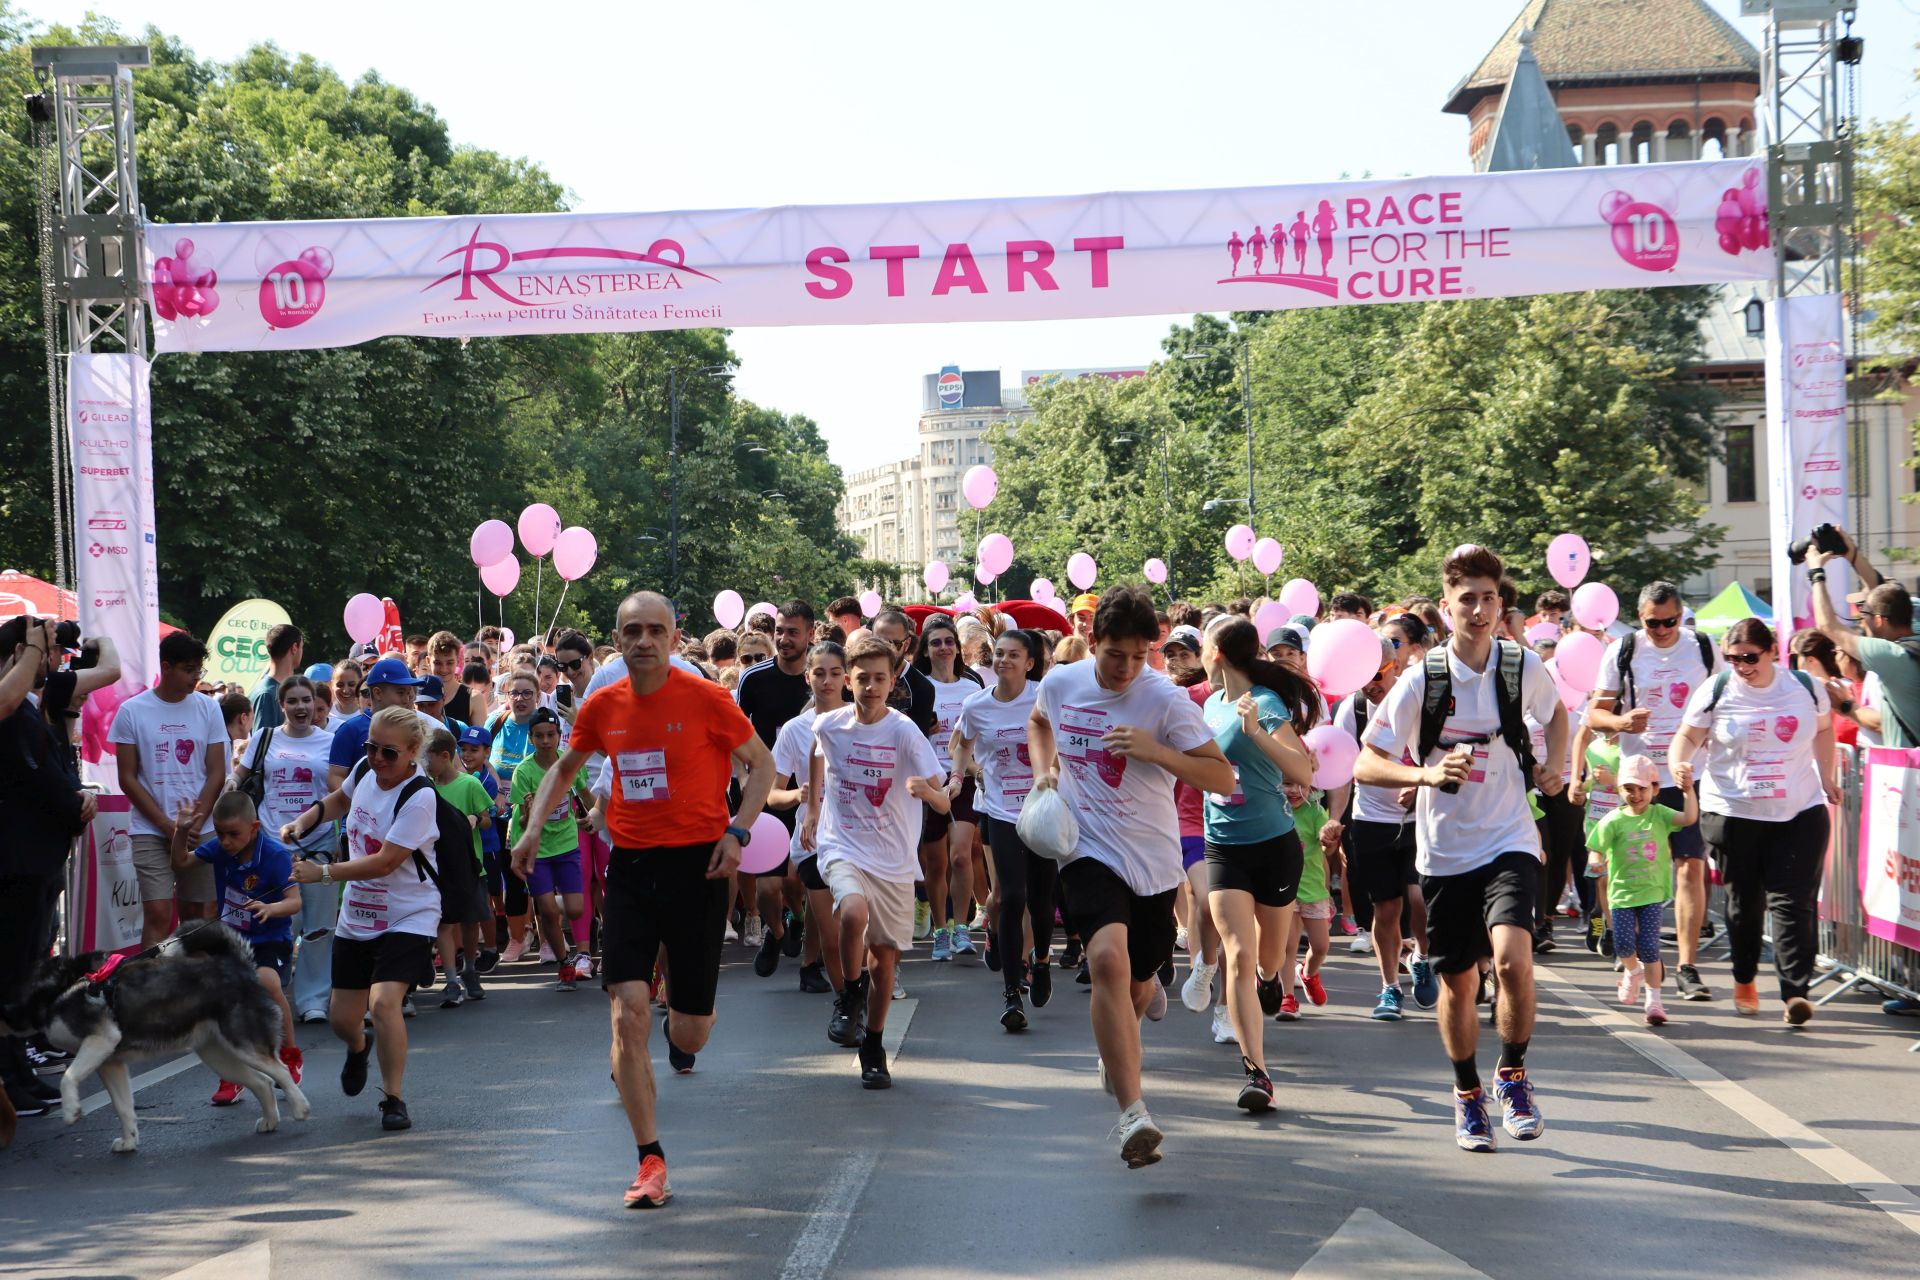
{"left": 859, "top": 1033, "right": 891, "bottom": 1089}
{"left": 1257, "top": 973, "right": 1283, "bottom": 1018}
{"left": 1157, "top": 958, "right": 1176, "bottom": 988}
{"left": 342, "top": 1031, "right": 374, "bottom": 1098}
{"left": 1075, "top": 961, "right": 1091, "bottom": 986}
{"left": 473, "top": 947, "right": 499, "bottom": 974}
{"left": 667, "top": 1035, "right": 696, "bottom": 1075}
{"left": 1061, "top": 937, "right": 1083, "bottom": 969}
{"left": 828, "top": 985, "right": 863, "bottom": 1047}
{"left": 754, "top": 929, "right": 782, "bottom": 978}
{"left": 985, "top": 928, "right": 1002, "bottom": 972}
{"left": 1001, "top": 988, "right": 1028, "bottom": 1032}
{"left": 1029, "top": 961, "right": 1053, "bottom": 1008}
{"left": 1237, "top": 1058, "right": 1274, "bottom": 1113}
{"left": 1676, "top": 964, "right": 1711, "bottom": 1001}
{"left": 799, "top": 961, "right": 833, "bottom": 994}
{"left": 782, "top": 910, "right": 805, "bottom": 958}
{"left": 379, "top": 1096, "right": 411, "bottom": 1131}
{"left": 4, "top": 1082, "right": 51, "bottom": 1116}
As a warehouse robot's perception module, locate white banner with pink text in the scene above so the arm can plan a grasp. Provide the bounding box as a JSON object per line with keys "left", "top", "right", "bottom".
{"left": 1765, "top": 292, "right": 1852, "bottom": 651}
{"left": 1860, "top": 747, "right": 1920, "bottom": 952}
{"left": 146, "top": 158, "right": 1772, "bottom": 353}
{"left": 68, "top": 352, "right": 159, "bottom": 774}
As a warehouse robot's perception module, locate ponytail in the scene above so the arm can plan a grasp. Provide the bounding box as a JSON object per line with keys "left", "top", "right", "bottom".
{"left": 1211, "top": 617, "right": 1319, "bottom": 731}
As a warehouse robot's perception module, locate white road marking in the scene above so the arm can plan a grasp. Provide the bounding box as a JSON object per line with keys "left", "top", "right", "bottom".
{"left": 79, "top": 1052, "right": 199, "bottom": 1116}
{"left": 777, "top": 998, "right": 916, "bottom": 1280}
{"left": 1539, "top": 963, "right": 1920, "bottom": 1240}
{"left": 159, "top": 1239, "right": 270, "bottom": 1279}
{"left": 1292, "top": 1208, "right": 1490, "bottom": 1279}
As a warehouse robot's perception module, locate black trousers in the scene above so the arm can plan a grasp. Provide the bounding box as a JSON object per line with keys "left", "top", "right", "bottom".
{"left": 984, "top": 816, "right": 1058, "bottom": 989}
{"left": 1702, "top": 806, "right": 1831, "bottom": 1001}
{"left": 1535, "top": 788, "right": 1590, "bottom": 931}
{"left": 0, "top": 869, "right": 64, "bottom": 1088}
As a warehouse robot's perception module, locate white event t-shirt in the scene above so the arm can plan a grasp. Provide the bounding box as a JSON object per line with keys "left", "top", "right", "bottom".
{"left": 1035, "top": 663, "right": 1213, "bottom": 895}
{"left": 1334, "top": 692, "right": 1410, "bottom": 825}
{"left": 1595, "top": 628, "right": 1720, "bottom": 787}
{"left": 253, "top": 727, "right": 336, "bottom": 853}
{"left": 1680, "top": 670, "right": 1829, "bottom": 823}
{"left": 108, "top": 689, "right": 229, "bottom": 838}
{"left": 772, "top": 707, "right": 820, "bottom": 862}
{"left": 810, "top": 706, "right": 939, "bottom": 883}
{"left": 954, "top": 683, "right": 1040, "bottom": 823}
{"left": 336, "top": 762, "right": 442, "bottom": 940}
{"left": 1365, "top": 643, "right": 1561, "bottom": 876}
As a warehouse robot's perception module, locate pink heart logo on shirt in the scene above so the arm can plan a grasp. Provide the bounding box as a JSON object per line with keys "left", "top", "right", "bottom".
{"left": 1015, "top": 744, "right": 1031, "bottom": 766}
{"left": 862, "top": 780, "right": 892, "bottom": 807}
{"left": 1087, "top": 746, "right": 1127, "bottom": 788}
{"left": 173, "top": 738, "right": 194, "bottom": 764}
{"left": 1668, "top": 682, "right": 1690, "bottom": 708}
{"left": 1774, "top": 715, "right": 1798, "bottom": 743}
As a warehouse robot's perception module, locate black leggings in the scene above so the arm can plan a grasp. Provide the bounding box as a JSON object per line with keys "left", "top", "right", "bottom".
{"left": 1702, "top": 805, "right": 1830, "bottom": 1001}
{"left": 984, "top": 815, "right": 1058, "bottom": 989}
{"left": 1536, "top": 789, "right": 1593, "bottom": 928}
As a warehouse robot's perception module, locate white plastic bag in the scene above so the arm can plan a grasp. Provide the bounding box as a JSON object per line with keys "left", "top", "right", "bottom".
{"left": 1016, "top": 780, "right": 1079, "bottom": 863}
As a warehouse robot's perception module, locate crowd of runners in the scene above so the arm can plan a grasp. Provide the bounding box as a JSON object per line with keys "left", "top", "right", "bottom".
{"left": 10, "top": 533, "right": 1892, "bottom": 1204}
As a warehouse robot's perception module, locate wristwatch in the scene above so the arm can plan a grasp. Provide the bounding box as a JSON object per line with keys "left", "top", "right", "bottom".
{"left": 726, "top": 824, "right": 752, "bottom": 846}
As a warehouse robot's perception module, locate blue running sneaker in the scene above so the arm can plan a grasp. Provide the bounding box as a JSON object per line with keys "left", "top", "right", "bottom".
{"left": 1493, "top": 1066, "right": 1544, "bottom": 1141}
{"left": 1371, "top": 985, "right": 1404, "bottom": 1021}
{"left": 931, "top": 928, "right": 953, "bottom": 962}
{"left": 1410, "top": 958, "right": 1439, "bottom": 1010}
{"left": 1454, "top": 1088, "right": 1495, "bottom": 1152}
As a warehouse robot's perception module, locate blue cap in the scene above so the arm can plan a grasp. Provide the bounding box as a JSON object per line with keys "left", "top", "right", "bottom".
{"left": 363, "top": 657, "right": 424, "bottom": 688}
{"left": 458, "top": 724, "right": 492, "bottom": 749}
{"left": 414, "top": 674, "right": 445, "bottom": 703}
{"left": 304, "top": 663, "right": 334, "bottom": 682}
{"left": 1288, "top": 614, "right": 1317, "bottom": 633}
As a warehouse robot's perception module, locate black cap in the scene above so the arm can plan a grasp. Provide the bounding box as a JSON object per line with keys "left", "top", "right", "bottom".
{"left": 528, "top": 706, "right": 563, "bottom": 730}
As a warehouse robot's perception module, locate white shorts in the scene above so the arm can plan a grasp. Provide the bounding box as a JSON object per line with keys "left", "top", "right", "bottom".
{"left": 821, "top": 859, "right": 914, "bottom": 952}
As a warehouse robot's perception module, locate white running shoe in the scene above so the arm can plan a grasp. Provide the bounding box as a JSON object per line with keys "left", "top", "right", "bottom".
{"left": 1111, "top": 1103, "right": 1164, "bottom": 1168}
{"left": 1211, "top": 1004, "right": 1237, "bottom": 1044}
{"left": 1348, "top": 927, "right": 1373, "bottom": 956}
{"left": 1618, "top": 967, "right": 1645, "bottom": 1007}
{"left": 1181, "top": 959, "right": 1217, "bottom": 1012}
{"left": 743, "top": 913, "right": 765, "bottom": 948}
{"left": 1174, "top": 926, "right": 1190, "bottom": 953}
{"left": 1145, "top": 979, "right": 1168, "bottom": 1022}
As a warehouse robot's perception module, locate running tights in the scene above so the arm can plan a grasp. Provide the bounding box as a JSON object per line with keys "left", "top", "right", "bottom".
{"left": 986, "top": 815, "right": 1058, "bottom": 989}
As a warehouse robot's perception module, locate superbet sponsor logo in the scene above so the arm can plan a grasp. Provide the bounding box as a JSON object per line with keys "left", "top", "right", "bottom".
{"left": 78, "top": 465, "right": 131, "bottom": 477}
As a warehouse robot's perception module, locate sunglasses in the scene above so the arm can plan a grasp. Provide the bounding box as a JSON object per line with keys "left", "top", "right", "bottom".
{"left": 1724, "top": 651, "right": 1765, "bottom": 666}
{"left": 364, "top": 741, "right": 405, "bottom": 762}
{"left": 1386, "top": 636, "right": 1404, "bottom": 649}
{"left": 1644, "top": 616, "right": 1680, "bottom": 630}
{"left": 558, "top": 657, "right": 585, "bottom": 672}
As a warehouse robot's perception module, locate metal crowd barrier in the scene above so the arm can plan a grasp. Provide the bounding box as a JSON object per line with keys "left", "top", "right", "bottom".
{"left": 1810, "top": 747, "right": 1920, "bottom": 1051}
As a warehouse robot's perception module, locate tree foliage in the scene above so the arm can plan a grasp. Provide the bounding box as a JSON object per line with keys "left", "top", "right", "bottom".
{"left": 1859, "top": 47, "right": 1920, "bottom": 361}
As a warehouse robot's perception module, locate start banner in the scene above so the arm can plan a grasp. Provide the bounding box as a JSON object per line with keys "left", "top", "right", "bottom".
{"left": 1861, "top": 747, "right": 1920, "bottom": 952}
{"left": 148, "top": 158, "right": 1771, "bottom": 353}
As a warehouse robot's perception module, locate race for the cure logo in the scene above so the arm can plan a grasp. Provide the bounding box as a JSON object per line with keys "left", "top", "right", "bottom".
{"left": 1215, "top": 190, "right": 1491, "bottom": 302}
{"left": 426, "top": 225, "right": 717, "bottom": 307}
{"left": 938, "top": 366, "right": 963, "bottom": 407}
{"left": 1600, "top": 191, "right": 1679, "bottom": 273}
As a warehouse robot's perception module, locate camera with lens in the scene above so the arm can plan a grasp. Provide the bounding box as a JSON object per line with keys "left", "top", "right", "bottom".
{"left": 1788, "top": 522, "right": 1847, "bottom": 566}
{"left": 52, "top": 619, "right": 100, "bottom": 670}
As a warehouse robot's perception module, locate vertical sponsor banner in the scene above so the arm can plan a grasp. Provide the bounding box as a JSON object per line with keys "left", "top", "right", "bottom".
{"left": 1860, "top": 747, "right": 1920, "bottom": 951}
{"left": 1765, "top": 293, "right": 1850, "bottom": 653}
{"left": 79, "top": 794, "right": 141, "bottom": 953}
{"left": 69, "top": 352, "right": 159, "bottom": 784}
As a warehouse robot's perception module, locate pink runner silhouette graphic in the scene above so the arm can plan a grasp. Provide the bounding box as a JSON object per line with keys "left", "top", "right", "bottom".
{"left": 1220, "top": 199, "right": 1340, "bottom": 297}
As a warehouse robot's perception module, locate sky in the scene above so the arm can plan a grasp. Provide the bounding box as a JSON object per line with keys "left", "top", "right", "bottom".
{"left": 25, "top": 0, "right": 1920, "bottom": 467}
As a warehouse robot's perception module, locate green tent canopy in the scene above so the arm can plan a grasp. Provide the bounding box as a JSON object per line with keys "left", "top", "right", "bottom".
{"left": 1692, "top": 582, "right": 1773, "bottom": 636}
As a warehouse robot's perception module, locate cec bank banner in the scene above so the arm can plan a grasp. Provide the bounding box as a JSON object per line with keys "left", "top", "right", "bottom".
{"left": 210, "top": 598, "right": 291, "bottom": 689}
{"left": 148, "top": 158, "right": 1771, "bottom": 353}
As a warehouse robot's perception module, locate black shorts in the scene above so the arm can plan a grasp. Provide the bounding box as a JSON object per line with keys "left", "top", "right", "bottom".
{"left": 331, "top": 931, "right": 436, "bottom": 990}
{"left": 438, "top": 848, "right": 491, "bottom": 927}
{"left": 1059, "top": 857, "right": 1177, "bottom": 984}
{"left": 1420, "top": 851, "right": 1539, "bottom": 975}
{"left": 249, "top": 939, "right": 293, "bottom": 985}
{"left": 1658, "top": 785, "right": 1705, "bottom": 860}
{"left": 921, "top": 802, "right": 951, "bottom": 845}
{"left": 1349, "top": 820, "right": 1419, "bottom": 905}
{"left": 797, "top": 854, "right": 828, "bottom": 892}
{"left": 743, "top": 855, "right": 793, "bottom": 880}
{"left": 1204, "top": 829, "right": 1304, "bottom": 908}
{"left": 951, "top": 776, "right": 978, "bottom": 825}
{"left": 482, "top": 846, "right": 504, "bottom": 899}
{"left": 601, "top": 843, "right": 730, "bottom": 1016}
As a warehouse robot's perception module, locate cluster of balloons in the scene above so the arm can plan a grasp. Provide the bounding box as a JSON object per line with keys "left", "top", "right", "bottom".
{"left": 1540, "top": 531, "right": 1622, "bottom": 706}
{"left": 1223, "top": 525, "right": 1286, "bottom": 577}
{"left": 469, "top": 504, "right": 599, "bottom": 597}
{"left": 150, "top": 238, "right": 223, "bottom": 322}
{"left": 1713, "top": 168, "right": 1769, "bottom": 258}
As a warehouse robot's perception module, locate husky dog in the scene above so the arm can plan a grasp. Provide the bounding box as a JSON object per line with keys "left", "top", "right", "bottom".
{"left": 0, "top": 924, "right": 310, "bottom": 1153}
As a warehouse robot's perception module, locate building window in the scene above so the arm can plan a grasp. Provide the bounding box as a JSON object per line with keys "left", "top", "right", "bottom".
{"left": 1725, "top": 423, "right": 1757, "bottom": 503}
{"left": 935, "top": 491, "right": 954, "bottom": 510}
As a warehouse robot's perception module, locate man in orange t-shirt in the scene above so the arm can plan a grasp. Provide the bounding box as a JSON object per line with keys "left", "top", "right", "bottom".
{"left": 512, "top": 591, "right": 772, "bottom": 1210}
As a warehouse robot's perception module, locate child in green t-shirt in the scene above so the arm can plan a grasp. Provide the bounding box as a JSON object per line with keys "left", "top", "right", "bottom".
{"left": 1585, "top": 754, "right": 1697, "bottom": 1027}
{"left": 1279, "top": 782, "right": 1336, "bottom": 1017}
{"left": 506, "top": 707, "right": 592, "bottom": 988}
{"left": 426, "top": 728, "right": 494, "bottom": 1007}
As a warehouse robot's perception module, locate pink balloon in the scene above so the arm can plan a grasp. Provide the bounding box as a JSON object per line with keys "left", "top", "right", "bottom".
{"left": 1303, "top": 724, "right": 1361, "bottom": 791}
{"left": 1571, "top": 582, "right": 1619, "bottom": 631}
{"left": 977, "top": 533, "right": 1014, "bottom": 576}
{"left": 1525, "top": 622, "right": 1561, "bottom": 647}
{"left": 1144, "top": 558, "right": 1168, "bottom": 585}
{"left": 1548, "top": 658, "right": 1584, "bottom": 711}
{"left": 975, "top": 564, "right": 997, "bottom": 585}
{"left": 298, "top": 245, "right": 334, "bottom": 279}
{"left": 1554, "top": 631, "right": 1605, "bottom": 693}
{"left": 735, "top": 810, "right": 793, "bottom": 875}
{"left": 1251, "top": 538, "right": 1283, "bottom": 577}
{"left": 748, "top": 601, "right": 777, "bottom": 621}
{"left": 480, "top": 557, "right": 521, "bottom": 597}
{"left": 859, "top": 590, "right": 883, "bottom": 617}
{"left": 1030, "top": 578, "right": 1055, "bottom": 603}
{"left": 343, "top": 592, "right": 384, "bottom": 644}
{"left": 470, "top": 519, "right": 514, "bottom": 569}
{"left": 1547, "top": 533, "right": 1590, "bottom": 589}
{"left": 713, "top": 590, "right": 744, "bottom": 629}
{"left": 924, "top": 561, "right": 950, "bottom": 594}
{"left": 1278, "top": 578, "right": 1320, "bottom": 619}
{"left": 552, "top": 526, "right": 598, "bottom": 581}
{"left": 953, "top": 592, "right": 979, "bottom": 612}
{"left": 1308, "top": 618, "right": 1381, "bottom": 699}
{"left": 518, "top": 503, "right": 562, "bottom": 557}
{"left": 1067, "top": 553, "right": 1097, "bottom": 591}
{"left": 1224, "top": 524, "right": 1256, "bottom": 561}
{"left": 1253, "top": 600, "right": 1291, "bottom": 646}
{"left": 962, "top": 465, "right": 998, "bottom": 510}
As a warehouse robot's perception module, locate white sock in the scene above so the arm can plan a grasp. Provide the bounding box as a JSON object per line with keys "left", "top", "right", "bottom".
{"left": 1119, "top": 1099, "right": 1148, "bottom": 1122}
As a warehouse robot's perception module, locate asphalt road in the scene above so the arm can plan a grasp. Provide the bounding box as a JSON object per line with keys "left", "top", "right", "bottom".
{"left": 3, "top": 923, "right": 1918, "bottom": 1280}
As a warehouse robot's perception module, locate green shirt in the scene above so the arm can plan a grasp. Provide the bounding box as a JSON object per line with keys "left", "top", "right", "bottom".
{"left": 1292, "top": 799, "right": 1330, "bottom": 905}
{"left": 1586, "top": 803, "right": 1681, "bottom": 910}
{"left": 507, "top": 755, "right": 590, "bottom": 859}
{"left": 433, "top": 772, "right": 491, "bottom": 872}
{"left": 1853, "top": 636, "right": 1920, "bottom": 748}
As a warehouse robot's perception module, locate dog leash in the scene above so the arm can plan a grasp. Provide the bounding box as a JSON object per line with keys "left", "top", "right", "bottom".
{"left": 83, "top": 915, "right": 228, "bottom": 995}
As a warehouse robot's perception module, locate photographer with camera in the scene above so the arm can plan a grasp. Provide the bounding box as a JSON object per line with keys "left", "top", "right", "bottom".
{"left": 1804, "top": 527, "right": 1920, "bottom": 751}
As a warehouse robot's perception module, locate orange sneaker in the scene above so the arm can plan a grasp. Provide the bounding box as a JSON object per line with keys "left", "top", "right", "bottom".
{"left": 210, "top": 1079, "right": 243, "bottom": 1106}
{"left": 624, "top": 1154, "right": 671, "bottom": 1208}
{"left": 1732, "top": 981, "right": 1760, "bottom": 1015}
{"left": 279, "top": 1046, "right": 304, "bottom": 1085}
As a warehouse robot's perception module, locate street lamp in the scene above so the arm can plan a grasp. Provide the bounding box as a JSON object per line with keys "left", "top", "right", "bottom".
{"left": 1182, "top": 340, "right": 1256, "bottom": 526}
{"left": 1743, "top": 289, "right": 1766, "bottom": 337}
{"left": 668, "top": 364, "right": 735, "bottom": 593}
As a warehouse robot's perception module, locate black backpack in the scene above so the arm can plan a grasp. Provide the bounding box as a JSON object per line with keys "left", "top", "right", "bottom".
{"left": 1416, "top": 639, "right": 1535, "bottom": 785}
{"left": 1614, "top": 630, "right": 1716, "bottom": 712}
{"left": 348, "top": 758, "right": 472, "bottom": 902}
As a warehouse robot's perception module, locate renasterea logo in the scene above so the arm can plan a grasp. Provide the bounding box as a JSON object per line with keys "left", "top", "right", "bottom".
{"left": 426, "top": 225, "right": 718, "bottom": 306}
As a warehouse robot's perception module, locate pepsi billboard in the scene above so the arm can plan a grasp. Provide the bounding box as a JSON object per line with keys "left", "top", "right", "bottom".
{"left": 922, "top": 367, "right": 1003, "bottom": 412}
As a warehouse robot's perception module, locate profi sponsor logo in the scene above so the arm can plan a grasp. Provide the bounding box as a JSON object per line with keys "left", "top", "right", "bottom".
{"left": 93, "top": 590, "right": 128, "bottom": 610}
{"left": 1802, "top": 450, "right": 1843, "bottom": 475}
{"left": 427, "top": 224, "right": 717, "bottom": 307}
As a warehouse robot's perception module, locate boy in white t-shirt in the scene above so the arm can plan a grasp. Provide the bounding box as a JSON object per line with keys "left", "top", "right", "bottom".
{"left": 803, "top": 636, "right": 946, "bottom": 1090}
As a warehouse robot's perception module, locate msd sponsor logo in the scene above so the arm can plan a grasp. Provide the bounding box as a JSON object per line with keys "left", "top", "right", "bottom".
{"left": 88, "top": 540, "right": 130, "bottom": 558}
{"left": 427, "top": 224, "right": 717, "bottom": 307}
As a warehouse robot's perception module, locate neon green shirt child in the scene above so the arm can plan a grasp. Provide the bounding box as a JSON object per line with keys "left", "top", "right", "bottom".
{"left": 507, "top": 756, "right": 591, "bottom": 860}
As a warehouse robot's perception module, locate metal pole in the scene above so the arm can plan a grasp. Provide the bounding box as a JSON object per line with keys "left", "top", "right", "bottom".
{"left": 668, "top": 370, "right": 681, "bottom": 592}
{"left": 1241, "top": 341, "right": 1255, "bottom": 525}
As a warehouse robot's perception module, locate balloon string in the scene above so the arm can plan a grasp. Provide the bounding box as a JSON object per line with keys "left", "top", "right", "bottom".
{"left": 535, "top": 557, "right": 544, "bottom": 645}
{"left": 546, "top": 579, "right": 573, "bottom": 641}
